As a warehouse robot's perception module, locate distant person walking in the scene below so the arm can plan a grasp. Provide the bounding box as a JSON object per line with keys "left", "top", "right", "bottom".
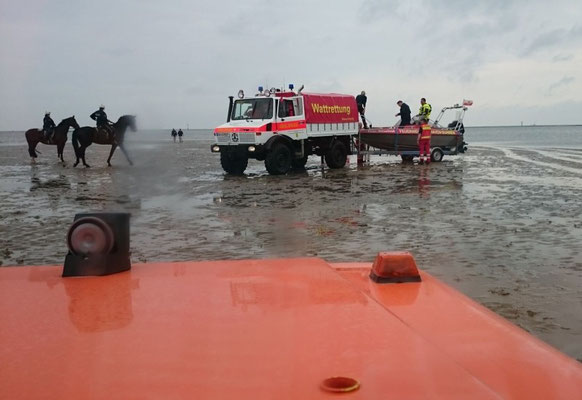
{"left": 178, "top": 128, "right": 183, "bottom": 143}
{"left": 395, "top": 101, "right": 411, "bottom": 126}
{"left": 171, "top": 128, "right": 177, "bottom": 142}
{"left": 43, "top": 111, "right": 56, "bottom": 142}
{"left": 417, "top": 118, "right": 432, "bottom": 164}
{"left": 356, "top": 90, "right": 368, "bottom": 129}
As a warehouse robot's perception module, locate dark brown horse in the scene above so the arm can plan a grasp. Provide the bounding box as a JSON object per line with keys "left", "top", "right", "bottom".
{"left": 72, "top": 115, "right": 137, "bottom": 167}
{"left": 25, "top": 116, "right": 80, "bottom": 163}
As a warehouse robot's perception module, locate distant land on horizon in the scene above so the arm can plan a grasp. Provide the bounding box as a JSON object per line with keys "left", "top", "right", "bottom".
{"left": 466, "top": 124, "right": 582, "bottom": 129}
{"left": 2, "top": 124, "right": 582, "bottom": 132}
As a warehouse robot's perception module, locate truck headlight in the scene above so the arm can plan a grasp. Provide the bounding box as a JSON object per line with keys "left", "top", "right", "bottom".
{"left": 212, "top": 145, "right": 220, "bottom": 152}
{"left": 248, "top": 146, "right": 256, "bottom": 152}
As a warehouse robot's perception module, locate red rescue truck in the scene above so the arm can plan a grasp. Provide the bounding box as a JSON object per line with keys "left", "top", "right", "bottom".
{"left": 211, "top": 85, "right": 359, "bottom": 175}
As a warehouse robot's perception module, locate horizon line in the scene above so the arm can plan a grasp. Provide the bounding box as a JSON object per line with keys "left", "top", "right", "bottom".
{"left": 1, "top": 123, "right": 582, "bottom": 132}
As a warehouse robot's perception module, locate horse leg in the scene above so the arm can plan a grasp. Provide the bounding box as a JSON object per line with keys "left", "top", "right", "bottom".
{"left": 73, "top": 147, "right": 80, "bottom": 167}
{"left": 118, "top": 143, "right": 133, "bottom": 166}
{"left": 28, "top": 139, "right": 38, "bottom": 163}
{"left": 58, "top": 143, "right": 65, "bottom": 163}
{"left": 107, "top": 144, "right": 117, "bottom": 166}
{"left": 82, "top": 146, "right": 91, "bottom": 168}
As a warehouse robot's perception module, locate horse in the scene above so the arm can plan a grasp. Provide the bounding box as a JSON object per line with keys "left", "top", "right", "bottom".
{"left": 25, "top": 116, "right": 80, "bottom": 163}
{"left": 72, "top": 115, "right": 137, "bottom": 168}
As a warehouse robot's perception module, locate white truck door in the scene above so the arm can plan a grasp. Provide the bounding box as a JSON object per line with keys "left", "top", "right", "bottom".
{"left": 276, "top": 97, "right": 307, "bottom": 139}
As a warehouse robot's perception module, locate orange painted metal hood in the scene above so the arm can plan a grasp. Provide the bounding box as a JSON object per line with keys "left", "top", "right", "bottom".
{"left": 1, "top": 258, "right": 581, "bottom": 399}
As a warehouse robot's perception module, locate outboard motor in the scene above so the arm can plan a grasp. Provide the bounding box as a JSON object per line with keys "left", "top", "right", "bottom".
{"left": 458, "top": 141, "right": 468, "bottom": 153}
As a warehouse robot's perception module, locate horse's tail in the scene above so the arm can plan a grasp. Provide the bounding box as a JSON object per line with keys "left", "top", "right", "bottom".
{"left": 25, "top": 130, "right": 38, "bottom": 158}
{"left": 72, "top": 129, "right": 81, "bottom": 158}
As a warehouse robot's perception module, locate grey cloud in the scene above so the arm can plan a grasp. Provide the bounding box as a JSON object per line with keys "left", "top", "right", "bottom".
{"left": 520, "top": 25, "right": 582, "bottom": 56}
{"left": 358, "top": 0, "right": 399, "bottom": 22}
{"left": 552, "top": 54, "right": 574, "bottom": 62}
{"left": 547, "top": 76, "right": 575, "bottom": 95}
{"left": 359, "top": 0, "right": 518, "bottom": 23}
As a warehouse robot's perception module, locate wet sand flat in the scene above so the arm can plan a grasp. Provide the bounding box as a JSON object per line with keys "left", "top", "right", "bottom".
{"left": 1, "top": 129, "right": 581, "bottom": 361}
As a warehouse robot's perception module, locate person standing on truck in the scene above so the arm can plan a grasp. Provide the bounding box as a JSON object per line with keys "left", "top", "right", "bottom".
{"left": 417, "top": 98, "right": 432, "bottom": 122}
{"left": 395, "top": 101, "right": 411, "bottom": 126}
{"left": 417, "top": 118, "right": 432, "bottom": 164}
{"left": 356, "top": 90, "right": 368, "bottom": 129}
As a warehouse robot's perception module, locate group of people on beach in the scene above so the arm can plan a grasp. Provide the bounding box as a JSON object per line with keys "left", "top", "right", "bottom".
{"left": 42, "top": 105, "right": 114, "bottom": 143}
{"left": 356, "top": 92, "right": 434, "bottom": 164}
{"left": 355, "top": 92, "right": 432, "bottom": 128}
{"left": 171, "top": 128, "right": 184, "bottom": 142}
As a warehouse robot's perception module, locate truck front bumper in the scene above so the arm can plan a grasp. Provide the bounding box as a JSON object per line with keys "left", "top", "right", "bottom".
{"left": 210, "top": 144, "right": 265, "bottom": 159}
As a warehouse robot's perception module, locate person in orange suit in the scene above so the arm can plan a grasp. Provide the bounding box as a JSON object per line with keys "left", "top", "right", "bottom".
{"left": 417, "top": 118, "right": 431, "bottom": 164}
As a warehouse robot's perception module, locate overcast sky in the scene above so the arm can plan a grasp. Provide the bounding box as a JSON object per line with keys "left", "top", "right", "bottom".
{"left": 1, "top": 0, "right": 582, "bottom": 130}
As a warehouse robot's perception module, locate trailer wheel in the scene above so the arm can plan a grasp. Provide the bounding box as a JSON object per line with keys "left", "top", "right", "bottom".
{"left": 292, "top": 155, "right": 308, "bottom": 170}
{"left": 221, "top": 149, "right": 248, "bottom": 175}
{"left": 401, "top": 155, "right": 414, "bottom": 162}
{"left": 265, "top": 142, "right": 292, "bottom": 175}
{"left": 325, "top": 141, "right": 347, "bottom": 169}
{"left": 431, "top": 148, "right": 444, "bottom": 162}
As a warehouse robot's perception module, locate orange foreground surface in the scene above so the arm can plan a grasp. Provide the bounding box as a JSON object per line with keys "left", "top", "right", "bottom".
{"left": 1, "top": 258, "right": 581, "bottom": 399}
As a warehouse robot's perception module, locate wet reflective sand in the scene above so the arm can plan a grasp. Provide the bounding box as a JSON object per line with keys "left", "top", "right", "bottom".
{"left": 1, "top": 130, "right": 581, "bottom": 361}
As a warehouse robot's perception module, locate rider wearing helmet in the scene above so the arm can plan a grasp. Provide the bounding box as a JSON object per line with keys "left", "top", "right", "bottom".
{"left": 43, "top": 111, "right": 56, "bottom": 142}
{"left": 90, "top": 105, "right": 113, "bottom": 139}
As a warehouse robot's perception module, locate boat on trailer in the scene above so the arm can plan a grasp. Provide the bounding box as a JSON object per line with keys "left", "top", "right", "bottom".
{"left": 358, "top": 104, "right": 469, "bottom": 162}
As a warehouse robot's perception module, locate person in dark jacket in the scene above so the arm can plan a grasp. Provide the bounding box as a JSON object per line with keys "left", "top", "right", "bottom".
{"left": 355, "top": 90, "right": 368, "bottom": 129}
{"left": 171, "top": 128, "right": 177, "bottom": 142}
{"left": 90, "top": 105, "right": 113, "bottom": 139}
{"left": 177, "top": 128, "right": 183, "bottom": 143}
{"left": 43, "top": 111, "right": 56, "bottom": 142}
{"left": 395, "top": 101, "right": 411, "bottom": 126}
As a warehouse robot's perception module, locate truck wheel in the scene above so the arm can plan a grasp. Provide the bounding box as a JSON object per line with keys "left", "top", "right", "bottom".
{"left": 292, "top": 155, "right": 308, "bottom": 170}
{"left": 401, "top": 155, "right": 414, "bottom": 162}
{"left": 265, "top": 142, "right": 292, "bottom": 175}
{"left": 431, "top": 148, "right": 444, "bottom": 162}
{"left": 220, "top": 150, "right": 248, "bottom": 175}
{"left": 325, "top": 141, "right": 347, "bottom": 169}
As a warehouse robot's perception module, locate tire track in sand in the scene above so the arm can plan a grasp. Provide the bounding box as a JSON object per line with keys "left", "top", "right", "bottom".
{"left": 491, "top": 146, "right": 582, "bottom": 176}
{"left": 528, "top": 149, "right": 582, "bottom": 164}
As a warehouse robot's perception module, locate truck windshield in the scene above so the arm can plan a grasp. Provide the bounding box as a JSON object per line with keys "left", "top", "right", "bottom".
{"left": 231, "top": 98, "right": 273, "bottom": 120}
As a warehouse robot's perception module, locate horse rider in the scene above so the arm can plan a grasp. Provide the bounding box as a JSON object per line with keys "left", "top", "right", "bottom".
{"left": 43, "top": 111, "right": 56, "bottom": 142}
{"left": 90, "top": 105, "right": 113, "bottom": 140}
{"left": 417, "top": 98, "right": 432, "bottom": 123}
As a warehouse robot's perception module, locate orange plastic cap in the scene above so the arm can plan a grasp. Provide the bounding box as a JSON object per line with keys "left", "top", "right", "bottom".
{"left": 370, "top": 252, "right": 421, "bottom": 283}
